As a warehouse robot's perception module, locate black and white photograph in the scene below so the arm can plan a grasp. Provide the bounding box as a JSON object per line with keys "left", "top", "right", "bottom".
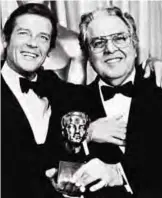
{"left": 1, "top": 0, "right": 162, "bottom": 198}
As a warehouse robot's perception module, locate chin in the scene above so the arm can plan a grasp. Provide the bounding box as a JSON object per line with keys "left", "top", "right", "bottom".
{"left": 104, "top": 75, "right": 125, "bottom": 86}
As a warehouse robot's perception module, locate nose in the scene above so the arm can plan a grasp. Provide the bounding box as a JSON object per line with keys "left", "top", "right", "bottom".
{"left": 75, "top": 126, "right": 80, "bottom": 134}
{"left": 104, "top": 39, "right": 117, "bottom": 54}
{"left": 26, "top": 37, "right": 38, "bottom": 48}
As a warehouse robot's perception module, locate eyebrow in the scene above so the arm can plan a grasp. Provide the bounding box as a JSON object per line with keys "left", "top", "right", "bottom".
{"left": 91, "top": 32, "right": 129, "bottom": 39}
{"left": 16, "top": 28, "right": 51, "bottom": 38}
{"left": 16, "top": 27, "right": 30, "bottom": 32}
{"left": 39, "top": 32, "right": 51, "bottom": 38}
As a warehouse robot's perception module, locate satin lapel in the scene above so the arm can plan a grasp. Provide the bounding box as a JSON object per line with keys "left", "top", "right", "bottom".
{"left": 88, "top": 76, "right": 107, "bottom": 119}
{"left": 125, "top": 65, "right": 146, "bottom": 153}
{"left": 1, "top": 76, "right": 36, "bottom": 142}
{"left": 1, "top": 76, "right": 25, "bottom": 112}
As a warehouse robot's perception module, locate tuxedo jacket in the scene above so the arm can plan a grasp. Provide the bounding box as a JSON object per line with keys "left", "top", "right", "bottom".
{"left": 1, "top": 75, "right": 45, "bottom": 198}
{"left": 86, "top": 65, "right": 162, "bottom": 198}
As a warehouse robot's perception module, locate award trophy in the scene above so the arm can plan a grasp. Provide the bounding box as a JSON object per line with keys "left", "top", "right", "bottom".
{"left": 57, "top": 111, "right": 90, "bottom": 197}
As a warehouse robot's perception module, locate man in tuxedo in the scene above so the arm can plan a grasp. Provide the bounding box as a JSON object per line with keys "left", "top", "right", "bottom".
{"left": 1, "top": 3, "right": 98, "bottom": 198}
{"left": 1, "top": 3, "right": 58, "bottom": 198}
{"left": 1, "top": 3, "right": 91, "bottom": 198}
{"left": 64, "top": 6, "right": 162, "bottom": 198}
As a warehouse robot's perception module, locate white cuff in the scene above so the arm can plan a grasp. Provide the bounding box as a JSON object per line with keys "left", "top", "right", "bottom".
{"left": 116, "top": 163, "right": 133, "bottom": 194}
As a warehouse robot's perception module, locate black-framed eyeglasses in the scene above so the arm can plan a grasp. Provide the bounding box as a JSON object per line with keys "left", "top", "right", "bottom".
{"left": 89, "top": 32, "right": 132, "bottom": 53}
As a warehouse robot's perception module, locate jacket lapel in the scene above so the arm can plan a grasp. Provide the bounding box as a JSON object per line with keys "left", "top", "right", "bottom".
{"left": 126, "top": 65, "right": 145, "bottom": 143}
{"left": 1, "top": 76, "right": 24, "bottom": 112}
{"left": 1, "top": 76, "right": 36, "bottom": 143}
{"left": 124, "top": 65, "right": 158, "bottom": 171}
{"left": 88, "top": 77, "right": 107, "bottom": 120}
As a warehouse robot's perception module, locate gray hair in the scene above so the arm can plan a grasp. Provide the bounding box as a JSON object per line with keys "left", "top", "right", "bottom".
{"left": 79, "top": 6, "right": 139, "bottom": 57}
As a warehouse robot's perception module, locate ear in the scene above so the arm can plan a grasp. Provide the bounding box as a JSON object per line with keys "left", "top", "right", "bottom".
{"left": 3, "top": 41, "right": 8, "bottom": 49}
{"left": 47, "top": 49, "right": 51, "bottom": 57}
{"left": 135, "top": 52, "right": 137, "bottom": 58}
{"left": 134, "top": 47, "right": 138, "bottom": 58}
{"left": 1, "top": 33, "right": 8, "bottom": 49}
{"left": 0, "top": 34, "right": 7, "bottom": 59}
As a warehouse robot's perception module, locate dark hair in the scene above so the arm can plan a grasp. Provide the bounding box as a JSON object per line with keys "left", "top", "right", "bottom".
{"left": 3, "top": 3, "right": 57, "bottom": 50}
{"left": 79, "top": 6, "right": 139, "bottom": 58}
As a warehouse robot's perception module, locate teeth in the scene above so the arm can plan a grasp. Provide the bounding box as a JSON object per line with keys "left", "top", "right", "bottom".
{"left": 21, "top": 52, "right": 37, "bottom": 58}
{"left": 106, "top": 58, "right": 121, "bottom": 63}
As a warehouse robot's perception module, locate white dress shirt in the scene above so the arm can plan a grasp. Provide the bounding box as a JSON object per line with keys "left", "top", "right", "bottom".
{"left": 2, "top": 62, "right": 51, "bottom": 144}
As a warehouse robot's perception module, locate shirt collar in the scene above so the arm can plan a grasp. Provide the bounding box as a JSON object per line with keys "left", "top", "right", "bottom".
{"left": 1, "top": 62, "right": 22, "bottom": 92}
{"left": 1, "top": 62, "right": 37, "bottom": 93}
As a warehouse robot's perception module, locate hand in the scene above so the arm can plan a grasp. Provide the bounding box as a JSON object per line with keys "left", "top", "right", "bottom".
{"left": 45, "top": 168, "right": 62, "bottom": 192}
{"left": 143, "top": 57, "right": 162, "bottom": 88}
{"left": 72, "top": 158, "right": 123, "bottom": 192}
{"left": 88, "top": 116, "right": 127, "bottom": 146}
{"left": 45, "top": 168, "right": 83, "bottom": 196}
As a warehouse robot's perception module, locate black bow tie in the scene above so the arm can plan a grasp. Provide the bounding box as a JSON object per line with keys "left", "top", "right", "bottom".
{"left": 101, "top": 81, "right": 134, "bottom": 101}
{"left": 20, "top": 77, "right": 39, "bottom": 94}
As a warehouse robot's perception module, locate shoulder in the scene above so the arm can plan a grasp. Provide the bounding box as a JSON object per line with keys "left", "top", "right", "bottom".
{"left": 142, "top": 74, "right": 162, "bottom": 98}
{"left": 38, "top": 69, "right": 63, "bottom": 85}
{"left": 39, "top": 68, "right": 92, "bottom": 99}
{"left": 134, "top": 70, "right": 162, "bottom": 118}
{"left": 134, "top": 64, "right": 161, "bottom": 97}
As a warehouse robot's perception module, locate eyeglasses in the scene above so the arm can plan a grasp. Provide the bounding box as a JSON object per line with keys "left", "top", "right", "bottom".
{"left": 89, "top": 32, "right": 132, "bottom": 53}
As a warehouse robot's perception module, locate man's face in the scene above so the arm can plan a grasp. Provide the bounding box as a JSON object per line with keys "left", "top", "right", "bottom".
{"left": 5, "top": 14, "right": 52, "bottom": 76}
{"left": 87, "top": 14, "right": 137, "bottom": 86}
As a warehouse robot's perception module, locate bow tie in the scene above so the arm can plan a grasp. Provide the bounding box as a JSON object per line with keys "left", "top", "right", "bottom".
{"left": 20, "top": 77, "right": 39, "bottom": 94}
{"left": 101, "top": 81, "right": 134, "bottom": 101}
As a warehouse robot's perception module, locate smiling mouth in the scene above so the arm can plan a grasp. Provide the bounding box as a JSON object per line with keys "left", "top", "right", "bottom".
{"left": 105, "top": 57, "right": 123, "bottom": 63}
{"left": 21, "top": 51, "right": 39, "bottom": 59}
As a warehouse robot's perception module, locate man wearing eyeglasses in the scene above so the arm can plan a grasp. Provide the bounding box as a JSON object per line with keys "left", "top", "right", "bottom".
{"left": 62, "top": 7, "right": 162, "bottom": 198}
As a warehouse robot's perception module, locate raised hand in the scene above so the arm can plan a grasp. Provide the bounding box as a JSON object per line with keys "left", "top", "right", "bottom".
{"left": 143, "top": 57, "right": 162, "bottom": 88}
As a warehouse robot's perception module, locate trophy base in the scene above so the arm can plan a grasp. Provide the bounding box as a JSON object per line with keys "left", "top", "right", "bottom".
{"left": 57, "top": 161, "right": 83, "bottom": 197}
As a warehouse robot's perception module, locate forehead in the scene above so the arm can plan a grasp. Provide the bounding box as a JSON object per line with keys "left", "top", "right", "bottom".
{"left": 70, "top": 115, "right": 86, "bottom": 124}
{"left": 87, "top": 14, "right": 129, "bottom": 37}
{"left": 14, "top": 14, "right": 52, "bottom": 34}
{"left": 22, "top": 0, "right": 45, "bottom": 3}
